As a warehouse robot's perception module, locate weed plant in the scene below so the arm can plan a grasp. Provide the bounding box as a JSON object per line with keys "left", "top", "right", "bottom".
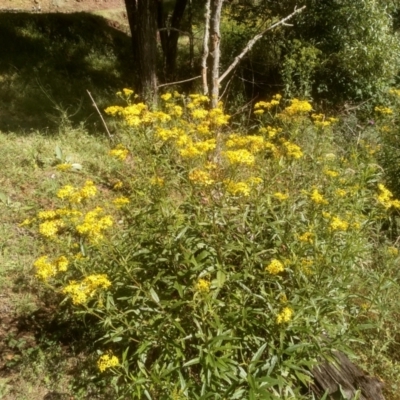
{"left": 19, "top": 90, "right": 400, "bottom": 399}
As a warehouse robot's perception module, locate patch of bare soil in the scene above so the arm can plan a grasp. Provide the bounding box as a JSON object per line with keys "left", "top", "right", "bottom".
{"left": 0, "top": 0, "right": 130, "bottom": 41}
{"left": 0, "top": 0, "right": 125, "bottom": 13}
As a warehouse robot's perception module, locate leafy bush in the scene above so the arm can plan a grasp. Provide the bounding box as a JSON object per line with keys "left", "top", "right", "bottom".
{"left": 22, "top": 90, "right": 400, "bottom": 398}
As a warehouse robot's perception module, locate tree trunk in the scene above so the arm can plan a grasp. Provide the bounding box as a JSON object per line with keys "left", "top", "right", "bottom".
{"left": 311, "top": 351, "right": 385, "bottom": 400}
{"left": 208, "top": 0, "right": 224, "bottom": 108}
{"left": 124, "top": 0, "right": 158, "bottom": 104}
{"left": 158, "top": 0, "right": 188, "bottom": 81}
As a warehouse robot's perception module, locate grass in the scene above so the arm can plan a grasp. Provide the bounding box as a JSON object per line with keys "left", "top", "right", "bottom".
{"left": 0, "top": 11, "right": 133, "bottom": 399}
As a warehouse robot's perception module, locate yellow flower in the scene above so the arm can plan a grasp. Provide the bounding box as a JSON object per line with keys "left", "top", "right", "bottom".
{"left": 323, "top": 169, "right": 339, "bottom": 178}
{"left": 122, "top": 88, "right": 134, "bottom": 96}
{"left": 388, "top": 246, "right": 399, "bottom": 256}
{"left": 38, "top": 210, "right": 57, "bottom": 220}
{"left": 300, "top": 258, "right": 313, "bottom": 275}
{"left": 57, "top": 185, "right": 75, "bottom": 200}
{"left": 298, "top": 232, "right": 314, "bottom": 243}
{"left": 274, "top": 192, "right": 288, "bottom": 201}
{"left": 247, "top": 176, "right": 263, "bottom": 186}
{"left": 19, "top": 218, "right": 35, "bottom": 227}
{"left": 112, "top": 197, "right": 130, "bottom": 208}
{"left": 195, "top": 278, "right": 211, "bottom": 293}
{"left": 310, "top": 189, "right": 328, "bottom": 205}
{"left": 265, "top": 259, "right": 284, "bottom": 275}
{"left": 161, "top": 93, "right": 172, "bottom": 101}
{"left": 39, "top": 219, "right": 64, "bottom": 238}
{"left": 276, "top": 307, "right": 293, "bottom": 324}
{"left": 377, "top": 183, "right": 400, "bottom": 209}
{"left": 223, "top": 149, "right": 255, "bottom": 166}
{"left": 150, "top": 176, "right": 164, "bottom": 186}
{"left": 76, "top": 208, "right": 113, "bottom": 243}
{"left": 97, "top": 352, "right": 119, "bottom": 372}
{"left": 191, "top": 108, "right": 208, "bottom": 119}
{"left": 63, "top": 274, "right": 111, "bottom": 305}
{"left": 34, "top": 256, "right": 57, "bottom": 280}
{"left": 56, "top": 163, "right": 72, "bottom": 171}
{"left": 189, "top": 169, "right": 214, "bottom": 186}
{"left": 113, "top": 180, "right": 123, "bottom": 190}
{"left": 225, "top": 181, "right": 251, "bottom": 196}
{"left": 283, "top": 141, "right": 303, "bottom": 159}
{"left": 375, "top": 106, "right": 393, "bottom": 115}
{"left": 109, "top": 144, "right": 129, "bottom": 161}
{"left": 80, "top": 180, "right": 97, "bottom": 199}
{"left": 329, "top": 216, "right": 349, "bottom": 231}
{"left": 55, "top": 255, "right": 69, "bottom": 272}
{"left": 335, "top": 189, "right": 347, "bottom": 197}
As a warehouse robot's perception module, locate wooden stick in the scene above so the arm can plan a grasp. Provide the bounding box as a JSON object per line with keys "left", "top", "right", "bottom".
{"left": 86, "top": 90, "right": 113, "bottom": 142}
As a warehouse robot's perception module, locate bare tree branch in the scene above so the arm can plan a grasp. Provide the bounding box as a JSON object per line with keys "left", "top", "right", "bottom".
{"left": 157, "top": 75, "right": 201, "bottom": 89}
{"left": 218, "top": 6, "right": 306, "bottom": 84}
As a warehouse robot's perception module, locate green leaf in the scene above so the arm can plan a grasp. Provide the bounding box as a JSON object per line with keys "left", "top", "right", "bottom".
{"left": 216, "top": 270, "right": 226, "bottom": 288}
{"left": 251, "top": 342, "right": 267, "bottom": 363}
{"left": 149, "top": 288, "right": 160, "bottom": 304}
{"left": 55, "top": 145, "right": 63, "bottom": 161}
{"left": 183, "top": 357, "right": 200, "bottom": 367}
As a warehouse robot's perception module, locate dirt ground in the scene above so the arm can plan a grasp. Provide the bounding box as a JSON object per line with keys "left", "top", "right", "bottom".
{"left": 0, "top": 0, "right": 125, "bottom": 13}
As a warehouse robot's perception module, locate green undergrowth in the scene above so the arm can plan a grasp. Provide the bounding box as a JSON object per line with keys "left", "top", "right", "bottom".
{"left": 2, "top": 90, "right": 400, "bottom": 399}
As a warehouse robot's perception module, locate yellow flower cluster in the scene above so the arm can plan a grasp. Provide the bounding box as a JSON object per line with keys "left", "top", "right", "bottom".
{"left": 274, "top": 192, "right": 289, "bottom": 201}
{"left": 76, "top": 207, "right": 113, "bottom": 243}
{"left": 195, "top": 278, "right": 211, "bottom": 293}
{"left": 281, "top": 98, "right": 312, "bottom": 116}
{"left": 189, "top": 169, "right": 215, "bottom": 186}
{"left": 283, "top": 141, "right": 303, "bottom": 159}
{"left": 224, "top": 180, "right": 251, "bottom": 197}
{"left": 150, "top": 176, "right": 165, "bottom": 186}
{"left": 223, "top": 149, "right": 255, "bottom": 166}
{"left": 276, "top": 307, "right": 293, "bottom": 324}
{"left": 329, "top": 216, "right": 349, "bottom": 231}
{"left": 113, "top": 180, "right": 123, "bottom": 190}
{"left": 109, "top": 144, "right": 129, "bottom": 160}
{"left": 63, "top": 274, "right": 112, "bottom": 305}
{"left": 311, "top": 113, "right": 338, "bottom": 128}
{"left": 310, "top": 189, "right": 328, "bottom": 205}
{"left": 225, "top": 134, "right": 265, "bottom": 153}
{"left": 259, "top": 126, "right": 283, "bottom": 139}
{"left": 377, "top": 184, "right": 400, "bottom": 209}
{"left": 389, "top": 88, "right": 400, "bottom": 97}
{"left": 161, "top": 92, "right": 172, "bottom": 101}
{"left": 298, "top": 232, "right": 314, "bottom": 243}
{"left": 323, "top": 168, "right": 339, "bottom": 178}
{"left": 97, "top": 352, "right": 120, "bottom": 372}
{"left": 300, "top": 258, "right": 313, "bottom": 275}
{"left": 374, "top": 106, "right": 393, "bottom": 115}
{"left": 39, "top": 218, "right": 65, "bottom": 238}
{"left": 387, "top": 246, "right": 399, "bottom": 256}
{"left": 34, "top": 255, "right": 69, "bottom": 280}
{"left": 57, "top": 180, "right": 97, "bottom": 203}
{"left": 112, "top": 197, "right": 130, "bottom": 208}
{"left": 56, "top": 163, "right": 72, "bottom": 171}
{"left": 265, "top": 259, "right": 285, "bottom": 275}
{"left": 254, "top": 94, "right": 282, "bottom": 113}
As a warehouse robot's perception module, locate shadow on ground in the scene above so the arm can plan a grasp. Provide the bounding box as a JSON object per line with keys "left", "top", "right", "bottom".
{"left": 0, "top": 12, "right": 135, "bottom": 134}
